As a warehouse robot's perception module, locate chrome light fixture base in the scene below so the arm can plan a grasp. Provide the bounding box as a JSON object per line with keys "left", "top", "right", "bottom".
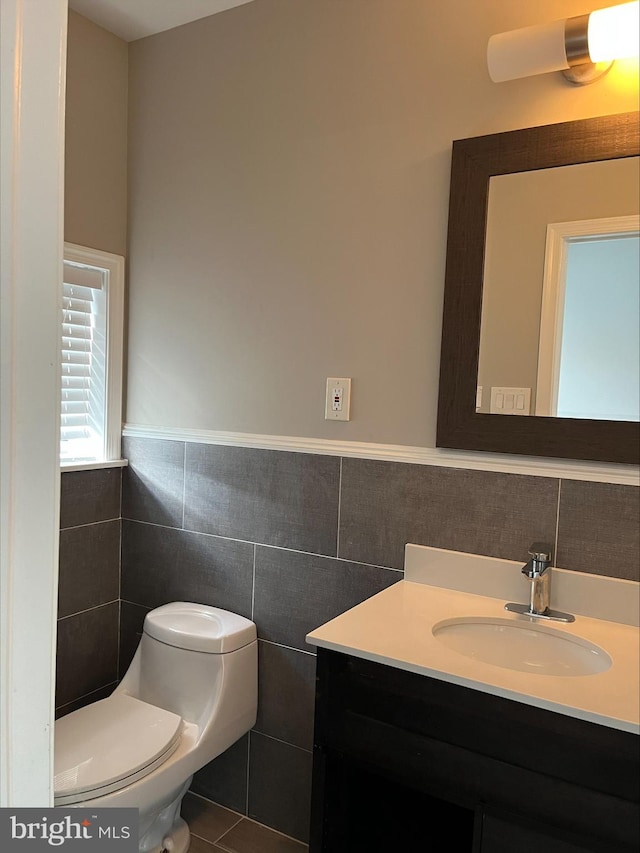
{"left": 562, "top": 59, "right": 614, "bottom": 83}
{"left": 563, "top": 13, "right": 615, "bottom": 84}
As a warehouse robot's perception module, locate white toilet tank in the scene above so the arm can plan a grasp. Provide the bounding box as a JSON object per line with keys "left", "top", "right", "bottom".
{"left": 117, "top": 603, "right": 257, "bottom": 740}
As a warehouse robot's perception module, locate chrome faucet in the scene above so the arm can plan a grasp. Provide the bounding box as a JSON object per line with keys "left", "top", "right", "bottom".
{"left": 505, "top": 543, "right": 575, "bottom": 623}
{"left": 522, "top": 543, "right": 552, "bottom": 615}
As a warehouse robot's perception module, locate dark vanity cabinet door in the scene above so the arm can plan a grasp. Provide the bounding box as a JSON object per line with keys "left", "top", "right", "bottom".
{"left": 309, "top": 649, "right": 639, "bottom": 853}
{"left": 480, "top": 812, "right": 603, "bottom": 853}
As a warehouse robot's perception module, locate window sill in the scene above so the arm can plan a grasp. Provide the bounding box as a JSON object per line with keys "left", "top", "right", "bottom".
{"left": 60, "top": 459, "right": 129, "bottom": 473}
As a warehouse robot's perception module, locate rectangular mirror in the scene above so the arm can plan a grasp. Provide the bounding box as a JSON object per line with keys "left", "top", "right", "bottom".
{"left": 436, "top": 111, "right": 639, "bottom": 464}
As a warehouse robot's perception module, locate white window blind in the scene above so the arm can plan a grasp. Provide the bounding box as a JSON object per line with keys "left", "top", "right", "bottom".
{"left": 61, "top": 260, "right": 108, "bottom": 462}
{"left": 60, "top": 243, "right": 124, "bottom": 467}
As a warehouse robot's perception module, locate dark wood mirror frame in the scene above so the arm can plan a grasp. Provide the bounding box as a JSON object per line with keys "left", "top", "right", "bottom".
{"left": 436, "top": 111, "right": 640, "bottom": 465}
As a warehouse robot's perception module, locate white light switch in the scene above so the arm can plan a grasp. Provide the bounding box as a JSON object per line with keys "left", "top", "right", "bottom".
{"left": 490, "top": 386, "right": 531, "bottom": 415}
{"left": 325, "top": 377, "right": 351, "bottom": 421}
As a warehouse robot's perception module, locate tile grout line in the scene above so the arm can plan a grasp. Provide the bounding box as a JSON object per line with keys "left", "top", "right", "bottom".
{"left": 252, "top": 730, "right": 313, "bottom": 755}
{"left": 245, "top": 730, "right": 251, "bottom": 817}
{"left": 190, "top": 815, "right": 243, "bottom": 846}
{"left": 181, "top": 442, "right": 187, "bottom": 530}
{"left": 216, "top": 806, "right": 309, "bottom": 849}
{"left": 554, "top": 479, "right": 562, "bottom": 561}
{"left": 198, "top": 803, "right": 310, "bottom": 847}
{"left": 119, "top": 517, "right": 402, "bottom": 573}
{"left": 60, "top": 516, "right": 120, "bottom": 532}
{"left": 259, "top": 638, "right": 317, "bottom": 657}
{"left": 58, "top": 599, "right": 120, "bottom": 621}
{"left": 116, "top": 596, "right": 121, "bottom": 684}
{"left": 251, "top": 545, "right": 256, "bottom": 622}
{"left": 246, "top": 543, "right": 255, "bottom": 826}
{"left": 55, "top": 680, "right": 118, "bottom": 715}
{"left": 185, "top": 791, "right": 245, "bottom": 838}
{"left": 117, "top": 466, "right": 123, "bottom": 679}
{"left": 119, "top": 597, "right": 152, "bottom": 610}
{"left": 116, "top": 604, "right": 318, "bottom": 657}
{"left": 336, "top": 457, "right": 343, "bottom": 559}
{"left": 251, "top": 723, "right": 312, "bottom": 753}
{"left": 186, "top": 799, "right": 308, "bottom": 852}
{"left": 116, "top": 601, "right": 317, "bottom": 657}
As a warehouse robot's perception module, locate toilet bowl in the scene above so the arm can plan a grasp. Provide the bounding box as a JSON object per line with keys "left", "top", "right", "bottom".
{"left": 54, "top": 602, "right": 258, "bottom": 853}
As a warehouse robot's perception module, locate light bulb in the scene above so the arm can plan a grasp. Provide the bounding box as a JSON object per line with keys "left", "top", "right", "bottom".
{"left": 588, "top": 1, "right": 640, "bottom": 62}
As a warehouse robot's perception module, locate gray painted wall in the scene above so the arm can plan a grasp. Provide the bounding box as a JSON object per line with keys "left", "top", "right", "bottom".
{"left": 65, "top": 9, "right": 128, "bottom": 256}
{"left": 125, "top": 0, "right": 639, "bottom": 444}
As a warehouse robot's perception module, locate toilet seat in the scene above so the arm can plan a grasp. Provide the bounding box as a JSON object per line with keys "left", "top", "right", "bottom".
{"left": 54, "top": 693, "right": 182, "bottom": 805}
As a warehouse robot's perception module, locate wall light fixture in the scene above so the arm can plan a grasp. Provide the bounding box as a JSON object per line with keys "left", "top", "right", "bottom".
{"left": 487, "top": 1, "right": 640, "bottom": 84}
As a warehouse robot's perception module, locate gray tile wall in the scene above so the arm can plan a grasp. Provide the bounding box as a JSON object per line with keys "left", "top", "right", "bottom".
{"left": 119, "top": 436, "right": 640, "bottom": 842}
{"left": 56, "top": 468, "right": 122, "bottom": 717}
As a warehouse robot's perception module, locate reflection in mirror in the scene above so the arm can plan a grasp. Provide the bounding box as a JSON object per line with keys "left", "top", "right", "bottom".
{"left": 478, "top": 157, "right": 639, "bottom": 421}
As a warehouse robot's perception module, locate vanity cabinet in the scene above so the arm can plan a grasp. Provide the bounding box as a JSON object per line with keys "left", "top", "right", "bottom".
{"left": 309, "top": 649, "right": 639, "bottom": 853}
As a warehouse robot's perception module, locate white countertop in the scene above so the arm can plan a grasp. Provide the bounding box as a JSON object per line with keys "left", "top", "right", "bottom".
{"left": 306, "top": 546, "right": 640, "bottom": 734}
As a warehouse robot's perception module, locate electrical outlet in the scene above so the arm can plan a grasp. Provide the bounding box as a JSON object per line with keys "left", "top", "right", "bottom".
{"left": 325, "top": 377, "right": 351, "bottom": 421}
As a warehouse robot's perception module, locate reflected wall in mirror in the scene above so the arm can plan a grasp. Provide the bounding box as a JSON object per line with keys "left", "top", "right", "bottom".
{"left": 478, "top": 157, "right": 640, "bottom": 422}
{"left": 437, "top": 111, "right": 639, "bottom": 464}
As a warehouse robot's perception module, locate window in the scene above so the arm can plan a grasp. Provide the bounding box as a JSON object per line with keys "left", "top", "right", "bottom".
{"left": 61, "top": 243, "right": 124, "bottom": 465}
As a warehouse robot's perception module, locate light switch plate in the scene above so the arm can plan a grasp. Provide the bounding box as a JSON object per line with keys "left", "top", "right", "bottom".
{"left": 490, "top": 386, "right": 531, "bottom": 415}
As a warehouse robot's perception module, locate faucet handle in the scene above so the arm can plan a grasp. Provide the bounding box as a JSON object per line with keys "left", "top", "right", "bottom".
{"left": 528, "top": 542, "right": 552, "bottom": 562}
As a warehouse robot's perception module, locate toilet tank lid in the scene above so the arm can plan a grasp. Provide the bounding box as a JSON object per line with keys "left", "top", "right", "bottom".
{"left": 144, "top": 602, "right": 257, "bottom": 653}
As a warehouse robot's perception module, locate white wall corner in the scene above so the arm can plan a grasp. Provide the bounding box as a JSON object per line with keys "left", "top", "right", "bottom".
{"left": 0, "top": 0, "right": 68, "bottom": 806}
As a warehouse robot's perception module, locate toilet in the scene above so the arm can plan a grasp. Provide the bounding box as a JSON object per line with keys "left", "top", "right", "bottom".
{"left": 54, "top": 602, "right": 258, "bottom": 853}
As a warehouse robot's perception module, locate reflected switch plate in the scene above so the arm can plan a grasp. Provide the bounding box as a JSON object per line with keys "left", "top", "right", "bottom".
{"left": 490, "top": 386, "right": 531, "bottom": 415}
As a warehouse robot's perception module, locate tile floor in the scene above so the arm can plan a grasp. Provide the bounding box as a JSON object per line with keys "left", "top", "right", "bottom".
{"left": 181, "top": 792, "right": 309, "bottom": 853}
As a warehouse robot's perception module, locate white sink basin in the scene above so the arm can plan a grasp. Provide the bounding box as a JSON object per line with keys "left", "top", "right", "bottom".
{"left": 432, "top": 617, "right": 612, "bottom": 677}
